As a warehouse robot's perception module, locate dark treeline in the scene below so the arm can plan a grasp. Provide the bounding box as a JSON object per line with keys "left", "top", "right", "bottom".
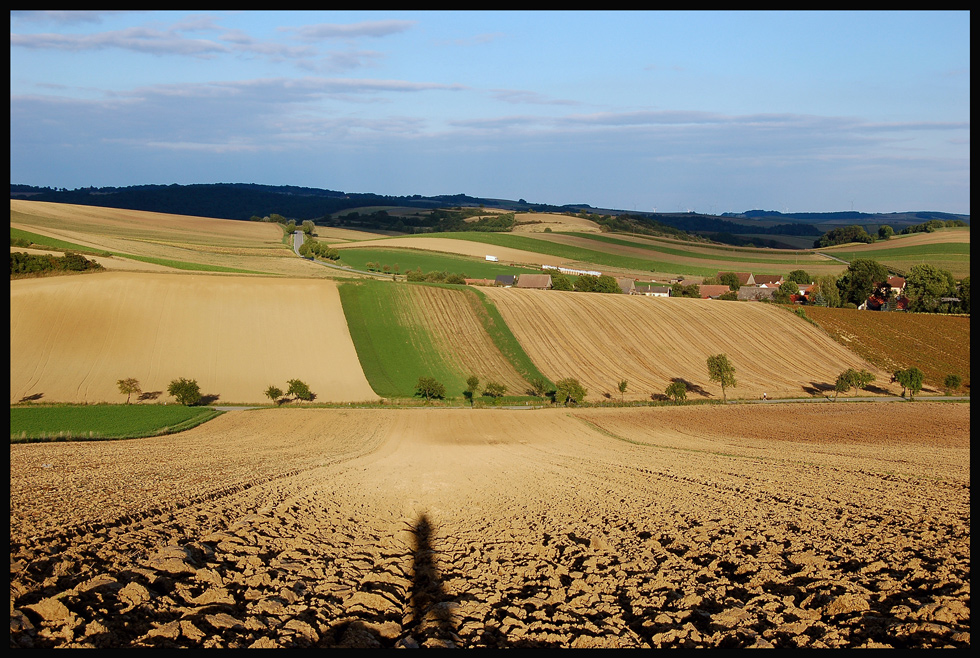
{"left": 11, "top": 251, "right": 104, "bottom": 276}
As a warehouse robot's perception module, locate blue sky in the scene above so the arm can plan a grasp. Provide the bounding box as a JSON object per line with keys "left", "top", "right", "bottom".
{"left": 10, "top": 10, "right": 970, "bottom": 214}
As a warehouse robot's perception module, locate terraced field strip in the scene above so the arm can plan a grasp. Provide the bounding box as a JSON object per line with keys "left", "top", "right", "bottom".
{"left": 802, "top": 306, "right": 970, "bottom": 393}
{"left": 480, "top": 288, "right": 895, "bottom": 401}
{"left": 400, "top": 285, "right": 533, "bottom": 397}
{"left": 339, "top": 281, "right": 466, "bottom": 398}
{"left": 329, "top": 246, "right": 541, "bottom": 279}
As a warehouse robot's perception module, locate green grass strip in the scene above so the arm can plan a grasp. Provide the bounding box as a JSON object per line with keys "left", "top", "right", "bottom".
{"left": 338, "top": 280, "right": 466, "bottom": 398}
{"left": 563, "top": 232, "right": 816, "bottom": 265}
{"left": 10, "top": 404, "right": 223, "bottom": 442}
{"left": 463, "top": 285, "right": 553, "bottom": 389}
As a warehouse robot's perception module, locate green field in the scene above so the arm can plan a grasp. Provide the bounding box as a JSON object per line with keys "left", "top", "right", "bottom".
{"left": 335, "top": 246, "right": 541, "bottom": 279}
{"left": 406, "top": 232, "right": 725, "bottom": 276}
{"left": 10, "top": 404, "right": 223, "bottom": 442}
{"left": 338, "top": 280, "right": 468, "bottom": 399}
{"left": 823, "top": 243, "right": 970, "bottom": 279}
{"left": 563, "top": 232, "right": 816, "bottom": 265}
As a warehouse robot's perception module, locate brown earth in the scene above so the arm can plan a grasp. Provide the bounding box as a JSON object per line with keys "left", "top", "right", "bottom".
{"left": 9, "top": 403, "right": 969, "bottom": 649}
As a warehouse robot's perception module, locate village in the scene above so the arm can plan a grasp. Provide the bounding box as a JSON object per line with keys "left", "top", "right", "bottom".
{"left": 463, "top": 259, "right": 911, "bottom": 310}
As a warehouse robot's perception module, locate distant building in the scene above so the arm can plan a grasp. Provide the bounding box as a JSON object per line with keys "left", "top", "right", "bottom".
{"left": 754, "top": 274, "right": 784, "bottom": 288}
{"left": 737, "top": 286, "right": 776, "bottom": 302}
{"left": 697, "top": 284, "right": 733, "bottom": 299}
{"left": 494, "top": 275, "right": 516, "bottom": 287}
{"left": 515, "top": 274, "right": 552, "bottom": 290}
{"left": 719, "top": 272, "right": 756, "bottom": 286}
{"left": 617, "top": 278, "right": 636, "bottom": 295}
{"left": 635, "top": 282, "right": 671, "bottom": 297}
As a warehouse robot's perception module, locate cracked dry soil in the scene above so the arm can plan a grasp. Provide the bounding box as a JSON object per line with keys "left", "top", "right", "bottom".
{"left": 9, "top": 403, "right": 970, "bottom": 648}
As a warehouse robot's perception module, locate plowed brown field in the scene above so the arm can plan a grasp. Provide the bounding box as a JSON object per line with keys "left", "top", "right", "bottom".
{"left": 480, "top": 288, "right": 897, "bottom": 401}
{"left": 10, "top": 403, "right": 969, "bottom": 648}
{"left": 9, "top": 272, "right": 377, "bottom": 405}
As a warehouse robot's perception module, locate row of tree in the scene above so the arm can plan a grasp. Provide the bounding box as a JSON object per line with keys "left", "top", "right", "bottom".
{"left": 116, "top": 377, "right": 316, "bottom": 406}
{"left": 11, "top": 251, "right": 104, "bottom": 276}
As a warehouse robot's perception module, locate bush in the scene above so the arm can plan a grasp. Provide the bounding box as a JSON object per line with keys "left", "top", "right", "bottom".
{"left": 415, "top": 376, "right": 446, "bottom": 401}
{"left": 665, "top": 381, "right": 687, "bottom": 403}
{"left": 483, "top": 381, "right": 507, "bottom": 398}
{"left": 287, "top": 379, "right": 314, "bottom": 401}
{"left": 554, "top": 378, "right": 586, "bottom": 406}
{"left": 265, "top": 385, "right": 284, "bottom": 405}
{"left": 168, "top": 378, "right": 202, "bottom": 406}
{"left": 943, "top": 373, "right": 962, "bottom": 396}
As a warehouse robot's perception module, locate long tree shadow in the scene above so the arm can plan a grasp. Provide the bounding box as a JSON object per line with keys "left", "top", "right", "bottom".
{"left": 19, "top": 393, "right": 44, "bottom": 402}
{"left": 671, "top": 377, "right": 711, "bottom": 397}
{"left": 407, "top": 513, "right": 458, "bottom": 647}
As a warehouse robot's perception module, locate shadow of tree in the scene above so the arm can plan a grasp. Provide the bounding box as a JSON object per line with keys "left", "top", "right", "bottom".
{"left": 199, "top": 394, "right": 221, "bottom": 406}
{"left": 802, "top": 381, "right": 835, "bottom": 396}
{"left": 138, "top": 391, "right": 162, "bottom": 401}
{"left": 19, "top": 393, "right": 44, "bottom": 402}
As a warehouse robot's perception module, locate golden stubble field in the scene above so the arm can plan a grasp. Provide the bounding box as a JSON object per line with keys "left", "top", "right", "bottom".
{"left": 9, "top": 272, "right": 377, "bottom": 405}
{"left": 481, "top": 287, "right": 896, "bottom": 401}
{"left": 10, "top": 403, "right": 970, "bottom": 648}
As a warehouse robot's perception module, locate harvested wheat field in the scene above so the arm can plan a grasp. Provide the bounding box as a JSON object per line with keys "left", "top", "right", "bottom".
{"left": 9, "top": 403, "right": 969, "bottom": 648}
{"left": 9, "top": 272, "right": 377, "bottom": 405}
{"left": 481, "top": 288, "right": 897, "bottom": 401}
{"left": 334, "top": 237, "right": 567, "bottom": 268}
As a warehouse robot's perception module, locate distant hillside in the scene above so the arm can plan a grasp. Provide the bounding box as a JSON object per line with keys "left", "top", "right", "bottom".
{"left": 10, "top": 183, "right": 967, "bottom": 250}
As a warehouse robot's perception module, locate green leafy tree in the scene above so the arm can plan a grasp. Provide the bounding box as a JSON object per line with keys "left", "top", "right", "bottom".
{"left": 596, "top": 275, "right": 622, "bottom": 294}
{"left": 833, "top": 368, "right": 874, "bottom": 400}
{"left": 877, "top": 225, "right": 894, "bottom": 240}
{"left": 837, "top": 259, "right": 890, "bottom": 307}
{"left": 812, "top": 274, "right": 842, "bottom": 308}
{"left": 465, "top": 375, "right": 480, "bottom": 404}
{"left": 302, "top": 220, "right": 315, "bottom": 236}
{"left": 617, "top": 379, "right": 628, "bottom": 402}
{"left": 665, "top": 380, "right": 687, "bottom": 403}
{"left": 117, "top": 378, "right": 141, "bottom": 404}
{"left": 528, "top": 377, "right": 550, "bottom": 397}
{"left": 943, "top": 373, "right": 962, "bottom": 396}
{"left": 287, "top": 379, "right": 314, "bottom": 401}
{"left": 719, "top": 272, "right": 741, "bottom": 290}
{"left": 483, "top": 381, "right": 507, "bottom": 398}
{"left": 905, "top": 263, "right": 956, "bottom": 313}
{"left": 415, "top": 376, "right": 446, "bottom": 401}
{"left": 550, "top": 273, "right": 574, "bottom": 291}
{"left": 706, "top": 354, "right": 737, "bottom": 402}
{"left": 787, "top": 269, "right": 811, "bottom": 285}
{"left": 894, "top": 367, "right": 924, "bottom": 400}
{"left": 168, "top": 377, "right": 202, "bottom": 406}
{"left": 554, "top": 378, "right": 587, "bottom": 406}
{"left": 265, "top": 385, "right": 284, "bottom": 405}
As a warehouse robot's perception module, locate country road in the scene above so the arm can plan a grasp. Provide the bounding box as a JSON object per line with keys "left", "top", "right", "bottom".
{"left": 294, "top": 230, "right": 398, "bottom": 280}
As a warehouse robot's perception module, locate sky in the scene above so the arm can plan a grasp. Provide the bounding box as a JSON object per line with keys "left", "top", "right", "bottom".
{"left": 9, "top": 10, "right": 970, "bottom": 214}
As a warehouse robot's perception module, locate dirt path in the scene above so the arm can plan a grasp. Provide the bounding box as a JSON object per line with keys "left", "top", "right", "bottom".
{"left": 9, "top": 403, "right": 968, "bottom": 648}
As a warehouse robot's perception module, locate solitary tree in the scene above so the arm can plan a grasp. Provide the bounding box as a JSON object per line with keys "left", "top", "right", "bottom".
{"left": 265, "top": 385, "right": 284, "bottom": 405}
{"left": 465, "top": 375, "right": 480, "bottom": 404}
{"left": 117, "top": 378, "right": 141, "bottom": 404}
{"left": 943, "top": 373, "right": 962, "bottom": 396}
{"left": 894, "top": 367, "right": 925, "bottom": 400}
{"left": 617, "top": 380, "right": 628, "bottom": 402}
{"left": 554, "top": 378, "right": 587, "bottom": 406}
{"left": 528, "top": 377, "right": 550, "bottom": 398}
{"left": 168, "top": 378, "right": 202, "bottom": 406}
{"left": 706, "top": 354, "right": 737, "bottom": 403}
{"left": 787, "top": 269, "right": 812, "bottom": 285}
{"left": 415, "top": 376, "right": 446, "bottom": 402}
{"left": 665, "top": 380, "right": 687, "bottom": 404}
{"left": 287, "top": 379, "right": 314, "bottom": 401}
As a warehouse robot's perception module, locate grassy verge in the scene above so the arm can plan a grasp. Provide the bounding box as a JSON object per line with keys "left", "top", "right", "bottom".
{"left": 10, "top": 404, "right": 224, "bottom": 443}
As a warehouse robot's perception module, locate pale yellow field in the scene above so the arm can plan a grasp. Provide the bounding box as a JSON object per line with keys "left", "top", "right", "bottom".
{"left": 10, "top": 200, "right": 335, "bottom": 277}
{"left": 10, "top": 272, "right": 378, "bottom": 405}
{"left": 511, "top": 212, "right": 602, "bottom": 233}
{"left": 10, "top": 246, "right": 181, "bottom": 273}
{"left": 481, "top": 287, "right": 896, "bottom": 401}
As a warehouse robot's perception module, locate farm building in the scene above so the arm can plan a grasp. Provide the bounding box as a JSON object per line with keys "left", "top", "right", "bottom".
{"left": 495, "top": 275, "right": 517, "bottom": 287}
{"left": 719, "top": 272, "right": 756, "bottom": 286}
{"left": 737, "top": 286, "right": 776, "bottom": 302}
{"left": 617, "top": 278, "right": 636, "bottom": 295}
{"left": 698, "top": 284, "right": 733, "bottom": 299}
{"left": 887, "top": 276, "right": 906, "bottom": 295}
{"left": 635, "top": 282, "right": 671, "bottom": 297}
{"left": 516, "top": 274, "right": 552, "bottom": 290}
{"left": 754, "top": 275, "right": 784, "bottom": 287}
{"left": 860, "top": 294, "right": 909, "bottom": 312}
